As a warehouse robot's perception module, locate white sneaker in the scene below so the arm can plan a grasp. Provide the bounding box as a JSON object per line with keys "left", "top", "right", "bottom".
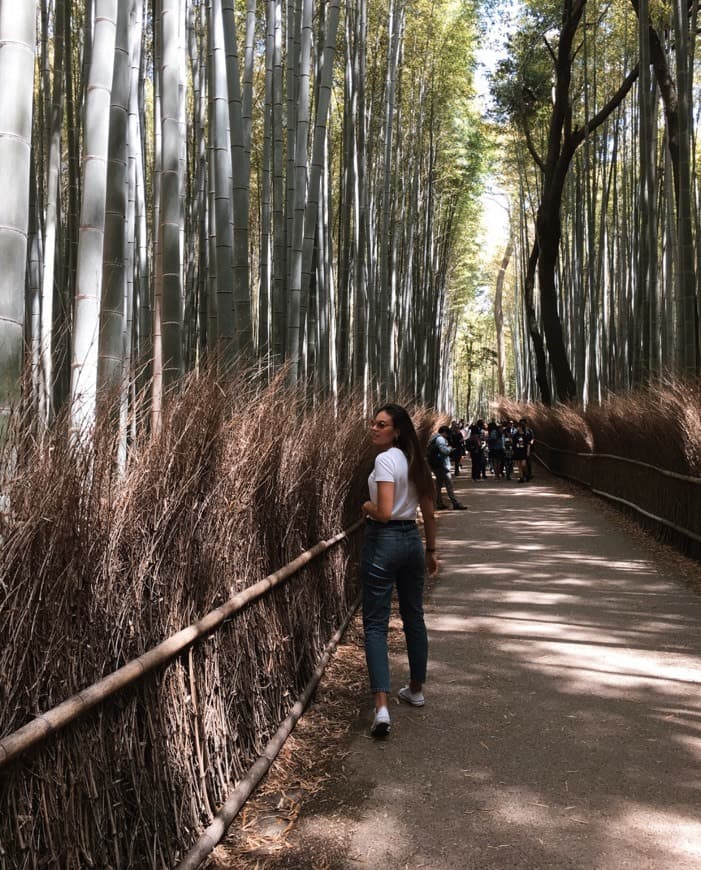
{"left": 398, "top": 686, "right": 425, "bottom": 707}
{"left": 371, "top": 706, "right": 391, "bottom": 737}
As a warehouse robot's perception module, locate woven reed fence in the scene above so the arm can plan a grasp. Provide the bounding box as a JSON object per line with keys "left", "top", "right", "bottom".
{"left": 534, "top": 443, "right": 701, "bottom": 559}
{"left": 1, "top": 522, "right": 363, "bottom": 870}
{"left": 500, "top": 380, "right": 701, "bottom": 559}
{"left": 1, "top": 373, "right": 435, "bottom": 869}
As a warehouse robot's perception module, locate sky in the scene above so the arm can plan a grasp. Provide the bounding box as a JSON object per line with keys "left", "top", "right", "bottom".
{"left": 473, "top": 7, "right": 515, "bottom": 258}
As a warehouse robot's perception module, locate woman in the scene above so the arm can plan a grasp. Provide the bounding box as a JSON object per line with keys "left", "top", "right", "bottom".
{"left": 361, "top": 403, "right": 438, "bottom": 737}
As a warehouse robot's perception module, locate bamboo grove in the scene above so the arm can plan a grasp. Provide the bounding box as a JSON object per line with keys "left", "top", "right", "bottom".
{"left": 493, "top": 0, "right": 701, "bottom": 407}
{"left": 0, "top": 0, "right": 484, "bottom": 441}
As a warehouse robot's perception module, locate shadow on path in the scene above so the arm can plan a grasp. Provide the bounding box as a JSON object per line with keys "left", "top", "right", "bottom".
{"left": 334, "top": 469, "right": 701, "bottom": 869}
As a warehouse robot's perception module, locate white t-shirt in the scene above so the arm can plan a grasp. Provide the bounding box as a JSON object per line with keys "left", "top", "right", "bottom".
{"left": 368, "top": 446, "right": 418, "bottom": 520}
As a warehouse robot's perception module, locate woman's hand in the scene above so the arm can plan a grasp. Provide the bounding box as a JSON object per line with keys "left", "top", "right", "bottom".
{"left": 425, "top": 551, "right": 438, "bottom": 576}
{"left": 364, "top": 483, "right": 394, "bottom": 523}
{"left": 418, "top": 494, "right": 438, "bottom": 577}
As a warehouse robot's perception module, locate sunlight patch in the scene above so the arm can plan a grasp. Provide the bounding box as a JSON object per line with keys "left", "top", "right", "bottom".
{"left": 430, "top": 614, "right": 477, "bottom": 632}
{"left": 495, "top": 637, "right": 701, "bottom": 701}
{"left": 612, "top": 804, "right": 701, "bottom": 861}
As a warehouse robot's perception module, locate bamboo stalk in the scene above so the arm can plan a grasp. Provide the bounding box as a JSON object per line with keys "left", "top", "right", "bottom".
{"left": 188, "top": 647, "right": 213, "bottom": 819}
{"left": 0, "top": 521, "right": 363, "bottom": 769}
{"left": 175, "top": 590, "right": 362, "bottom": 869}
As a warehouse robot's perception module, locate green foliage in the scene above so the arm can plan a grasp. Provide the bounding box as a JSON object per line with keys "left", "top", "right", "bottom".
{"left": 491, "top": 32, "right": 552, "bottom": 128}
{"left": 490, "top": 0, "right": 639, "bottom": 143}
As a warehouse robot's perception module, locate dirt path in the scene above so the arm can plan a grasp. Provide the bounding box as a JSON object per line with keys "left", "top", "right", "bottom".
{"left": 215, "top": 467, "right": 701, "bottom": 869}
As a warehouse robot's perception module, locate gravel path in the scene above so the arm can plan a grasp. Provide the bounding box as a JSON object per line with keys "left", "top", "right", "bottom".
{"left": 217, "top": 466, "right": 701, "bottom": 869}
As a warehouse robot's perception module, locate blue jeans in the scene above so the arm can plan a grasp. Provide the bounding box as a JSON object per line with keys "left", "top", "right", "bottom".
{"left": 433, "top": 466, "right": 459, "bottom": 507}
{"left": 361, "top": 520, "right": 428, "bottom": 693}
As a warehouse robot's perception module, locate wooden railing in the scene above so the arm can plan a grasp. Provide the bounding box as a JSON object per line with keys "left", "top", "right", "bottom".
{"left": 0, "top": 520, "right": 364, "bottom": 770}
{"left": 534, "top": 443, "right": 701, "bottom": 550}
{"left": 2, "top": 519, "right": 365, "bottom": 868}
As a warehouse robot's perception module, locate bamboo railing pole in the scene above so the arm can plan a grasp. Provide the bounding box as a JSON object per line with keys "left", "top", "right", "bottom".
{"left": 588, "top": 488, "right": 701, "bottom": 543}
{"left": 534, "top": 451, "right": 701, "bottom": 543}
{"left": 535, "top": 442, "right": 701, "bottom": 483}
{"left": 174, "top": 591, "right": 363, "bottom": 870}
{"left": 0, "top": 520, "right": 364, "bottom": 769}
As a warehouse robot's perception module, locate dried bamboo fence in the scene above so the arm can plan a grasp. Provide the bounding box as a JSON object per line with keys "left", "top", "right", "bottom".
{"left": 176, "top": 586, "right": 362, "bottom": 869}
{"left": 533, "top": 443, "right": 701, "bottom": 558}
{"left": 0, "top": 522, "right": 363, "bottom": 868}
{"left": 0, "top": 373, "right": 407, "bottom": 869}
{"left": 0, "top": 522, "right": 363, "bottom": 770}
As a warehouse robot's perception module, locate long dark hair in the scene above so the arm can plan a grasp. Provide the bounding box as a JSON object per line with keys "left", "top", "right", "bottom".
{"left": 374, "top": 403, "right": 434, "bottom": 501}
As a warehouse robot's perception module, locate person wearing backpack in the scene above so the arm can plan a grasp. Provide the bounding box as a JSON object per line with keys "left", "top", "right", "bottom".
{"left": 427, "top": 426, "right": 467, "bottom": 511}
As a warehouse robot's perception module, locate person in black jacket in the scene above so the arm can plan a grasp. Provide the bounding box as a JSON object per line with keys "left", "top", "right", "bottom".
{"left": 522, "top": 418, "right": 536, "bottom": 480}
{"left": 513, "top": 419, "right": 533, "bottom": 483}
{"left": 448, "top": 421, "right": 466, "bottom": 476}
{"left": 467, "top": 421, "right": 485, "bottom": 481}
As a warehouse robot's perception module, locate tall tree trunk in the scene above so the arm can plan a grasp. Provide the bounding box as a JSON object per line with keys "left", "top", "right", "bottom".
{"left": 285, "top": 0, "right": 312, "bottom": 382}
{"left": 40, "top": 0, "right": 66, "bottom": 427}
{"left": 70, "top": 0, "right": 117, "bottom": 436}
{"left": 377, "top": 0, "right": 404, "bottom": 391}
{"left": 533, "top": 0, "right": 637, "bottom": 402}
{"left": 523, "top": 238, "right": 552, "bottom": 404}
{"left": 54, "top": 2, "right": 80, "bottom": 415}
{"left": 632, "top": 0, "right": 699, "bottom": 375}
{"left": 537, "top": 171, "right": 578, "bottom": 402}
{"left": 494, "top": 238, "right": 513, "bottom": 397}
{"left": 151, "top": 0, "right": 163, "bottom": 431}
{"left": 351, "top": 0, "right": 369, "bottom": 398}
{"left": 210, "top": 0, "right": 235, "bottom": 361}
{"left": 672, "top": 0, "right": 698, "bottom": 374}
{"left": 98, "top": 0, "right": 130, "bottom": 413}
{"left": 133, "top": 0, "right": 150, "bottom": 393}
{"left": 259, "top": 0, "right": 275, "bottom": 361}
{"left": 184, "top": 0, "right": 205, "bottom": 367}
{"left": 321, "top": 130, "right": 338, "bottom": 396}
{"left": 299, "top": 0, "right": 341, "bottom": 366}
{"left": 159, "top": 0, "right": 184, "bottom": 386}
{"left": 125, "top": 0, "right": 144, "bottom": 456}
{"left": 0, "top": 2, "right": 35, "bottom": 430}
{"left": 222, "top": 0, "right": 252, "bottom": 356}
{"left": 271, "top": 0, "right": 285, "bottom": 361}
{"left": 635, "top": 0, "right": 655, "bottom": 382}
{"left": 27, "top": 156, "right": 43, "bottom": 423}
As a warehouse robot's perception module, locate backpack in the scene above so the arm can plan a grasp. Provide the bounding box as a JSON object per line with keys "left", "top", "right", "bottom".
{"left": 427, "top": 436, "right": 444, "bottom": 469}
